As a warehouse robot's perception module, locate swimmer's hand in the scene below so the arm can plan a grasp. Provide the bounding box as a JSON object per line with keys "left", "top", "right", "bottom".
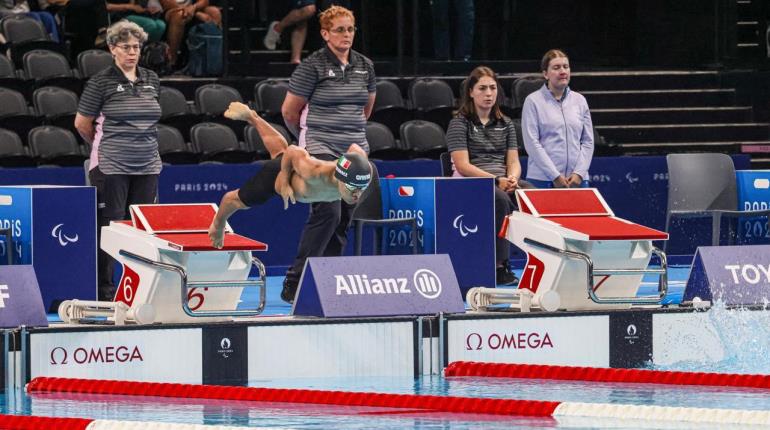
{"left": 224, "top": 102, "right": 254, "bottom": 122}
{"left": 275, "top": 171, "right": 296, "bottom": 210}
{"left": 208, "top": 222, "right": 224, "bottom": 249}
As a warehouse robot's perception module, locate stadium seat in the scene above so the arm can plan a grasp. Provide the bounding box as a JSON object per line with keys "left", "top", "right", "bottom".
{"left": 0, "top": 87, "right": 43, "bottom": 145}
{"left": 243, "top": 125, "right": 269, "bottom": 160}
{"left": 0, "top": 15, "right": 66, "bottom": 68}
{"left": 399, "top": 119, "right": 446, "bottom": 159}
{"left": 22, "top": 49, "right": 82, "bottom": 94}
{"left": 190, "top": 122, "right": 253, "bottom": 164}
{"left": 159, "top": 86, "right": 203, "bottom": 142}
{"left": 0, "top": 128, "right": 35, "bottom": 167}
{"left": 28, "top": 125, "right": 86, "bottom": 166}
{"left": 194, "top": 83, "right": 245, "bottom": 140}
{"left": 77, "top": 49, "right": 113, "bottom": 79}
{"left": 510, "top": 76, "right": 545, "bottom": 113}
{"left": 365, "top": 121, "right": 408, "bottom": 160}
{"left": 253, "top": 79, "right": 288, "bottom": 124}
{"left": 32, "top": 86, "right": 80, "bottom": 142}
{"left": 157, "top": 124, "right": 198, "bottom": 165}
{"left": 408, "top": 78, "right": 455, "bottom": 131}
{"left": 369, "top": 80, "right": 413, "bottom": 137}
{"left": 665, "top": 153, "right": 770, "bottom": 252}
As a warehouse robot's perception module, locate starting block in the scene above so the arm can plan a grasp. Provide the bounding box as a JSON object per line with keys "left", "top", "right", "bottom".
{"left": 60, "top": 203, "right": 267, "bottom": 324}
{"left": 467, "top": 189, "right": 668, "bottom": 312}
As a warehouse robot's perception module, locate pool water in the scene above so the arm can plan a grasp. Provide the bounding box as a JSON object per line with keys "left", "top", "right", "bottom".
{"left": 25, "top": 265, "right": 770, "bottom": 429}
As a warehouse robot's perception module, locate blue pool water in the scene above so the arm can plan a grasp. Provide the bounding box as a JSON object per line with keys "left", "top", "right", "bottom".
{"left": 26, "top": 265, "right": 770, "bottom": 429}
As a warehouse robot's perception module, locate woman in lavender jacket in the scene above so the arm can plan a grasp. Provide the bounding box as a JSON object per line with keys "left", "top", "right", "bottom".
{"left": 521, "top": 49, "right": 594, "bottom": 188}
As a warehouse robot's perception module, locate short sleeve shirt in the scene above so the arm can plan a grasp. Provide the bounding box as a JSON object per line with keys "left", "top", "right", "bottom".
{"left": 446, "top": 115, "right": 517, "bottom": 177}
{"left": 288, "top": 46, "right": 376, "bottom": 158}
{"left": 78, "top": 64, "right": 162, "bottom": 175}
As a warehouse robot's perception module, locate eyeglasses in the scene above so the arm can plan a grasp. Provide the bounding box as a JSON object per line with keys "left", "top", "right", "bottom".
{"left": 343, "top": 182, "right": 367, "bottom": 192}
{"left": 115, "top": 44, "right": 142, "bottom": 53}
{"left": 328, "top": 26, "right": 357, "bottom": 34}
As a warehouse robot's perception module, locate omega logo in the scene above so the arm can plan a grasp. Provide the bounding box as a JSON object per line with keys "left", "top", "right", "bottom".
{"left": 49, "top": 345, "right": 143, "bottom": 365}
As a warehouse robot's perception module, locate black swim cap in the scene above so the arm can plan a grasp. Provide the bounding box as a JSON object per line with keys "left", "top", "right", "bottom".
{"left": 334, "top": 152, "right": 371, "bottom": 189}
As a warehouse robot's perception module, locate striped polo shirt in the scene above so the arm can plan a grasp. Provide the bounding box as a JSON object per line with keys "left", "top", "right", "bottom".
{"left": 288, "top": 46, "right": 376, "bottom": 157}
{"left": 78, "top": 64, "right": 162, "bottom": 175}
{"left": 446, "top": 115, "right": 517, "bottom": 177}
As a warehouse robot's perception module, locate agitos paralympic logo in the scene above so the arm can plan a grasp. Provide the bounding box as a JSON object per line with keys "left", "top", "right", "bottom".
{"left": 49, "top": 345, "right": 144, "bottom": 365}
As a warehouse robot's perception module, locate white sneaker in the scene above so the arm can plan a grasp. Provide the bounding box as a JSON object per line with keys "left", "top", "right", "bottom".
{"left": 263, "top": 21, "right": 280, "bottom": 50}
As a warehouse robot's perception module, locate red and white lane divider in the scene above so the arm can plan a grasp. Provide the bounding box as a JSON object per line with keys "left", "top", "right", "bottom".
{"left": 444, "top": 361, "right": 770, "bottom": 390}
{"left": 25, "top": 377, "right": 770, "bottom": 426}
{"left": 0, "top": 414, "right": 254, "bottom": 429}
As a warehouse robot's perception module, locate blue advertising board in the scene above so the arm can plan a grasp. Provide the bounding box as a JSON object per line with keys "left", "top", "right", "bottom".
{"left": 380, "top": 177, "right": 495, "bottom": 293}
{"left": 736, "top": 170, "right": 770, "bottom": 245}
{"left": 0, "top": 186, "right": 96, "bottom": 309}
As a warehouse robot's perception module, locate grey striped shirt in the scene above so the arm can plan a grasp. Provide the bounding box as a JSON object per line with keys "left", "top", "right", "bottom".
{"left": 78, "top": 64, "right": 162, "bottom": 175}
{"left": 446, "top": 115, "right": 517, "bottom": 177}
{"left": 289, "top": 46, "right": 376, "bottom": 157}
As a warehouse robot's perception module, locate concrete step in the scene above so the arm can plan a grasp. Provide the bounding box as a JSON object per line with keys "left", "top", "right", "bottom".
{"left": 591, "top": 106, "right": 753, "bottom": 125}
{"left": 596, "top": 123, "right": 770, "bottom": 143}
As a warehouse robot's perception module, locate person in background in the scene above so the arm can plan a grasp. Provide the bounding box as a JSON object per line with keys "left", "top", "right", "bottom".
{"left": 160, "top": 0, "right": 220, "bottom": 68}
{"left": 37, "top": 0, "right": 109, "bottom": 51}
{"left": 263, "top": 0, "right": 317, "bottom": 65}
{"left": 447, "top": 65, "right": 529, "bottom": 286}
{"left": 430, "top": 0, "right": 474, "bottom": 61}
{"left": 0, "top": 0, "right": 60, "bottom": 42}
{"left": 280, "top": 4, "right": 376, "bottom": 304}
{"left": 521, "top": 49, "right": 594, "bottom": 188}
{"left": 107, "top": 0, "right": 166, "bottom": 43}
{"left": 74, "top": 21, "right": 162, "bottom": 301}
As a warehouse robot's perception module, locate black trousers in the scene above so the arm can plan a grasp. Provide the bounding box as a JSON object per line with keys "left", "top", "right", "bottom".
{"left": 89, "top": 168, "right": 158, "bottom": 299}
{"left": 285, "top": 154, "right": 355, "bottom": 285}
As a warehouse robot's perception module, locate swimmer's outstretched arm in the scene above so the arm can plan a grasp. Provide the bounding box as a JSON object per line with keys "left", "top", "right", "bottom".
{"left": 224, "top": 102, "right": 288, "bottom": 159}
{"left": 208, "top": 190, "right": 248, "bottom": 249}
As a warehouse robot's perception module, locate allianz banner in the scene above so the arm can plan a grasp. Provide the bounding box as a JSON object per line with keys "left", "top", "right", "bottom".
{"left": 293, "top": 254, "right": 465, "bottom": 318}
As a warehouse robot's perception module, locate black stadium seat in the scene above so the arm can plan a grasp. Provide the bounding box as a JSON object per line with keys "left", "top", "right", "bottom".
{"left": 157, "top": 124, "right": 198, "bottom": 164}
{"left": 0, "top": 87, "right": 43, "bottom": 145}
{"left": 190, "top": 122, "right": 253, "bottom": 164}
{"left": 399, "top": 120, "right": 446, "bottom": 159}
{"left": 28, "top": 125, "right": 86, "bottom": 166}
{"left": 408, "top": 78, "right": 455, "bottom": 131}
{"left": 159, "top": 86, "right": 203, "bottom": 142}
{"left": 253, "top": 79, "right": 288, "bottom": 124}
{"left": 370, "top": 80, "right": 413, "bottom": 137}
{"left": 0, "top": 15, "right": 66, "bottom": 68}
{"left": 32, "top": 86, "right": 81, "bottom": 142}
{"left": 77, "top": 49, "right": 113, "bottom": 79}
{"left": 0, "top": 128, "right": 35, "bottom": 167}
{"left": 365, "top": 121, "right": 409, "bottom": 160}
{"left": 195, "top": 83, "right": 245, "bottom": 140}
{"left": 22, "top": 49, "right": 82, "bottom": 94}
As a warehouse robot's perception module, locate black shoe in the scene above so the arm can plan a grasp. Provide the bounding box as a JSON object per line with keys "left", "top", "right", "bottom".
{"left": 496, "top": 266, "right": 519, "bottom": 286}
{"left": 280, "top": 278, "right": 298, "bottom": 304}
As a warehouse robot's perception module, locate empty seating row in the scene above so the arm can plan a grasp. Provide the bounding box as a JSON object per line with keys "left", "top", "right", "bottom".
{"left": 0, "top": 126, "right": 87, "bottom": 167}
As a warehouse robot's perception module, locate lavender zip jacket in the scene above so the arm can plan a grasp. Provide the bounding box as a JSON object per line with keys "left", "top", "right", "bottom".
{"left": 521, "top": 84, "right": 594, "bottom": 182}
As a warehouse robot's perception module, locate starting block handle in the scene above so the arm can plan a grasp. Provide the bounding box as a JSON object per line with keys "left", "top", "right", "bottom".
{"left": 522, "top": 238, "right": 668, "bottom": 305}
{"left": 118, "top": 249, "right": 267, "bottom": 318}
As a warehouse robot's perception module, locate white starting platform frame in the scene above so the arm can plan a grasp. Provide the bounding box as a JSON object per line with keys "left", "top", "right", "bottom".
{"left": 58, "top": 203, "right": 268, "bottom": 325}
{"left": 467, "top": 188, "right": 669, "bottom": 312}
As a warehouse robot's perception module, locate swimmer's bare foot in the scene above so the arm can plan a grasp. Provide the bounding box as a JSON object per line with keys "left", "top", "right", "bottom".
{"left": 224, "top": 102, "right": 254, "bottom": 122}
{"left": 208, "top": 222, "right": 225, "bottom": 249}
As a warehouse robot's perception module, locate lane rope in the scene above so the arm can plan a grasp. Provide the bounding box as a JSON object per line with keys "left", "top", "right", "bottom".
{"left": 0, "top": 414, "right": 255, "bottom": 429}
{"left": 444, "top": 361, "right": 770, "bottom": 390}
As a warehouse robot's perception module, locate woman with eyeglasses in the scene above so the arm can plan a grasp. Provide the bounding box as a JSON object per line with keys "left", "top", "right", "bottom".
{"left": 279, "top": 4, "right": 377, "bottom": 304}
{"left": 447, "top": 66, "right": 533, "bottom": 286}
{"left": 74, "top": 20, "right": 162, "bottom": 302}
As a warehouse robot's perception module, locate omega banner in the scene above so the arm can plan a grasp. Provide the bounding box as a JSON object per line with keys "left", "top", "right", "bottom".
{"left": 293, "top": 254, "right": 465, "bottom": 317}
{"left": 684, "top": 245, "right": 770, "bottom": 306}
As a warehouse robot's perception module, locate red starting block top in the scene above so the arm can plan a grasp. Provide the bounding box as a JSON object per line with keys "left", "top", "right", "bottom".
{"left": 156, "top": 232, "right": 267, "bottom": 251}
{"left": 547, "top": 216, "right": 668, "bottom": 241}
{"left": 130, "top": 203, "right": 222, "bottom": 234}
{"left": 516, "top": 189, "right": 613, "bottom": 217}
